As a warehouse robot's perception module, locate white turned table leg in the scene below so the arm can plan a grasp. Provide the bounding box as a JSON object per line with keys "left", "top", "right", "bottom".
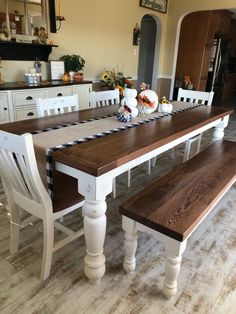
{"left": 123, "top": 230, "right": 138, "bottom": 273}
{"left": 83, "top": 198, "right": 107, "bottom": 284}
{"left": 162, "top": 254, "right": 182, "bottom": 298}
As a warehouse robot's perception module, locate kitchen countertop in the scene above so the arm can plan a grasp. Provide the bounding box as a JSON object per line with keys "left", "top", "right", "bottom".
{"left": 0, "top": 80, "right": 93, "bottom": 91}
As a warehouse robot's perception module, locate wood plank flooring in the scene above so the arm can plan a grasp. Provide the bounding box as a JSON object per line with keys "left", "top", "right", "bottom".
{"left": 0, "top": 112, "right": 236, "bottom": 313}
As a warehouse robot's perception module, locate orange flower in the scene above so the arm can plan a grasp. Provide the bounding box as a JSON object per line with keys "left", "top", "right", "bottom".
{"left": 137, "top": 95, "right": 154, "bottom": 107}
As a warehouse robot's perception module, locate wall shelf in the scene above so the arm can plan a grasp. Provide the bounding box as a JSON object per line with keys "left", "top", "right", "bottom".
{"left": 0, "top": 41, "right": 58, "bottom": 61}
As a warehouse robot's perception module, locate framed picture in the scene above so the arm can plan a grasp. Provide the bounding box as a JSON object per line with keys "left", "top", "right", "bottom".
{"left": 139, "top": 0, "right": 168, "bottom": 13}
{"left": 49, "top": 61, "right": 65, "bottom": 80}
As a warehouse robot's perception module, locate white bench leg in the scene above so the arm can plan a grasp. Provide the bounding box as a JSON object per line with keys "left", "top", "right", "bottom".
{"left": 162, "top": 240, "right": 187, "bottom": 298}
{"left": 123, "top": 230, "right": 138, "bottom": 273}
{"left": 122, "top": 216, "right": 138, "bottom": 273}
{"left": 162, "top": 254, "right": 182, "bottom": 298}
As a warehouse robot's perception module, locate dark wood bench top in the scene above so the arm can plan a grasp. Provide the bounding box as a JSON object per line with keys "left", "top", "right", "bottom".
{"left": 119, "top": 140, "right": 236, "bottom": 242}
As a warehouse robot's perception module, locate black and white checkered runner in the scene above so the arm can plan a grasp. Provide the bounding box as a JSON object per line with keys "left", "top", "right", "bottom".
{"left": 41, "top": 103, "right": 204, "bottom": 197}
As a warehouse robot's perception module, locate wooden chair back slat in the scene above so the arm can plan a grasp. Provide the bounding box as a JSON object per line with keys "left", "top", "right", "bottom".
{"left": 36, "top": 95, "right": 79, "bottom": 117}
{"left": 0, "top": 131, "right": 51, "bottom": 212}
{"left": 177, "top": 88, "right": 214, "bottom": 106}
{"left": 89, "top": 89, "right": 120, "bottom": 108}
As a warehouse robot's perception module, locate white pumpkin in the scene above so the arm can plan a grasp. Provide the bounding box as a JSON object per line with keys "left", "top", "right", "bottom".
{"left": 138, "top": 89, "right": 158, "bottom": 114}
{"left": 158, "top": 103, "right": 173, "bottom": 113}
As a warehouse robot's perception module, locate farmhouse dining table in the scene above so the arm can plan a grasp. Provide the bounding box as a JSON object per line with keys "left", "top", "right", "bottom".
{"left": 0, "top": 102, "right": 233, "bottom": 284}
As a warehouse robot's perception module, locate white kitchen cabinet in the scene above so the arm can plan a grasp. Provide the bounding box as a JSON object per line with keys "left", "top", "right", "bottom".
{"left": 8, "top": 83, "right": 92, "bottom": 121}
{"left": 0, "top": 92, "right": 10, "bottom": 124}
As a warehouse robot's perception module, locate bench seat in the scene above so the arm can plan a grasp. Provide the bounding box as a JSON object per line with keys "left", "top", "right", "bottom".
{"left": 119, "top": 140, "right": 236, "bottom": 298}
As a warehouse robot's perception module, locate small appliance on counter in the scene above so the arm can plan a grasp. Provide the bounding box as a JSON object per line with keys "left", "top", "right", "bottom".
{"left": 24, "top": 67, "right": 42, "bottom": 85}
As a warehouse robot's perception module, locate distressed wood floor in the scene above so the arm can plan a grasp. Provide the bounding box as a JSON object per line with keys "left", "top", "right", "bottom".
{"left": 1, "top": 111, "right": 236, "bottom": 313}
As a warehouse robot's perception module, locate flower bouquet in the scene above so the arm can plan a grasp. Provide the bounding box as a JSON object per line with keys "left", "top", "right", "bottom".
{"left": 101, "top": 68, "right": 133, "bottom": 96}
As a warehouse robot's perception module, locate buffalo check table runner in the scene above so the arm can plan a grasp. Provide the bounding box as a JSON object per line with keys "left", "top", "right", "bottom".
{"left": 32, "top": 102, "right": 204, "bottom": 197}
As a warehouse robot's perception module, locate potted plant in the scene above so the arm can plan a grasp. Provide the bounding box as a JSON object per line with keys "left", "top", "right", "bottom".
{"left": 59, "top": 54, "right": 85, "bottom": 81}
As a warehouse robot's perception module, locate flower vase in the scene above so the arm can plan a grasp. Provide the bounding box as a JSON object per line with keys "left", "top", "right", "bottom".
{"left": 138, "top": 104, "right": 147, "bottom": 117}
{"left": 74, "top": 72, "right": 84, "bottom": 82}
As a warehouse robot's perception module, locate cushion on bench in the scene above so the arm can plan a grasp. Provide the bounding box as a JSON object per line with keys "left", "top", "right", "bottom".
{"left": 119, "top": 140, "right": 236, "bottom": 242}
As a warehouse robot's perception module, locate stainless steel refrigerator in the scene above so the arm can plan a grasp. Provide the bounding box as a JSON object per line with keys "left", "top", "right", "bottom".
{"left": 206, "top": 36, "right": 231, "bottom": 102}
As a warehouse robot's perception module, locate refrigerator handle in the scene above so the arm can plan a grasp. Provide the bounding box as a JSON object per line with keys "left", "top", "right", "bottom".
{"left": 215, "top": 50, "right": 221, "bottom": 79}
{"left": 211, "top": 38, "right": 221, "bottom": 91}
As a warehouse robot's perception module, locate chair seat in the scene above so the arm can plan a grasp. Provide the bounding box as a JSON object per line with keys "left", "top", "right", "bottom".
{"left": 52, "top": 171, "right": 84, "bottom": 213}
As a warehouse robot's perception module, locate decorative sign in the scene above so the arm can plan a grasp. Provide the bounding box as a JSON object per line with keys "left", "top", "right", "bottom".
{"left": 50, "top": 61, "right": 65, "bottom": 80}
{"left": 139, "top": 0, "right": 168, "bottom": 13}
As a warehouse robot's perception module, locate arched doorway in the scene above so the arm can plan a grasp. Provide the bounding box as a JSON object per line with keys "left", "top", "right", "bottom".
{"left": 137, "top": 14, "right": 161, "bottom": 91}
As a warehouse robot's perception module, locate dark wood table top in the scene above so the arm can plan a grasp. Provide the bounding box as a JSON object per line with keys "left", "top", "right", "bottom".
{"left": 0, "top": 105, "right": 233, "bottom": 177}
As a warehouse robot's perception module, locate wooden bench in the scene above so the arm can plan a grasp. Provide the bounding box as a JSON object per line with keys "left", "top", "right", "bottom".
{"left": 119, "top": 140, "right": 236, "bottom": 298}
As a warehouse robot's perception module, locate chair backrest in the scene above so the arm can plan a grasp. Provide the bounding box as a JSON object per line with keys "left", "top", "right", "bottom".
{"left": 36, "top": 94, "right": 79, "bottom": 117}
{"left": 89, "top": 89, "right": 120, "bottom": 108}
{"left": 0, "top": 131, "right": 52, "bottom": 217}
{"left": 177, "top": 88, "right": 214, "bottom": 106}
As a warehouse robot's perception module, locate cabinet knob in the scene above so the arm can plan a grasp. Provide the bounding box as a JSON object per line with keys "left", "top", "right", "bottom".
{"left": 26, "top": 96, "right": 33, "bottom": 100}
{"left": 4, "top": 107, "right": 7, "bottom": 110}
{"left": 57, "top": 93, "right": 63, "bottom": 96}
{"left": 27, "top": 112, "right": 34, "bottom": 116}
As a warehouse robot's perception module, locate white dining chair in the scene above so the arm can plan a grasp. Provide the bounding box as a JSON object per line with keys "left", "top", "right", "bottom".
{"left": 36, "top": 94, "right": 79, "bottom": 117}
{"left": 177, "top": 88, "right": 214, "bottom": 161}
{"left": 89, "top": 89, "right": 120, "bottom": 108}
{"left": 0, "top": 131, "right": 85, "bottom": 280}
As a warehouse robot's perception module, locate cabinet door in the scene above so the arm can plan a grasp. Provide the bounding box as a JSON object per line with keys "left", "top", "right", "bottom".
{"left": 14, "top": 106, "right": 37, "bottom": 121}
{"left": 72, "top": 84, "right": 92, "bottom": 110}
{"left": 0, "top": 93, "right": 10, "bottom": 124}
{"left": 215, "top": 12, "right": 231, "bottom": 37}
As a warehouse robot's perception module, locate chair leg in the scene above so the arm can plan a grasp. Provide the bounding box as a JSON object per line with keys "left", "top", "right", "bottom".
{"left": 183, "top": 139, "right": 192, "bottom": 162}
{"left": 196, "top": 133, "right": 203, "bottom": 154}
{"left": 112, "top": 177, "right": 116, "bottom": 199}
{"left": 146, "top": 160, "right": 151, "bottom": 175}
{"left": 10, "top": 203, "right": 21, "bottom": 255}
{"left": 41, "top": 218, "right": 54, "bottom": 280}
{"left": 151, "top": 156, "right": 157, "bottom": 168}
{"left": 127, "top": 170, "right": 131, "bottom": 187}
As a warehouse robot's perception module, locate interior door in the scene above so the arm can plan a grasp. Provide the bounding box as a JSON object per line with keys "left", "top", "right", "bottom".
{"left": 137, "top": 15, "right": 156, "bottom": 90}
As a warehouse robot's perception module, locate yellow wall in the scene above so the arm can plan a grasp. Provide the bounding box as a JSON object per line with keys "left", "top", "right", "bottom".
{"left": 1, "top": 0, "right": 236, "bottom": 83}
{"left": 1, "top": 0, "right": 167, "bottom": 82}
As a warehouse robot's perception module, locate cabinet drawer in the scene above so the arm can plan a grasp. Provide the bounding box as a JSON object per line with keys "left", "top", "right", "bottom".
{"left": 14, "top": 106, "right": 37, "bottom": 121}
{"left": 46, "top": 87, "right": 71, "bottom": 98}
{"left": 12, "top": 90, "right": 43, "bottom": 107}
